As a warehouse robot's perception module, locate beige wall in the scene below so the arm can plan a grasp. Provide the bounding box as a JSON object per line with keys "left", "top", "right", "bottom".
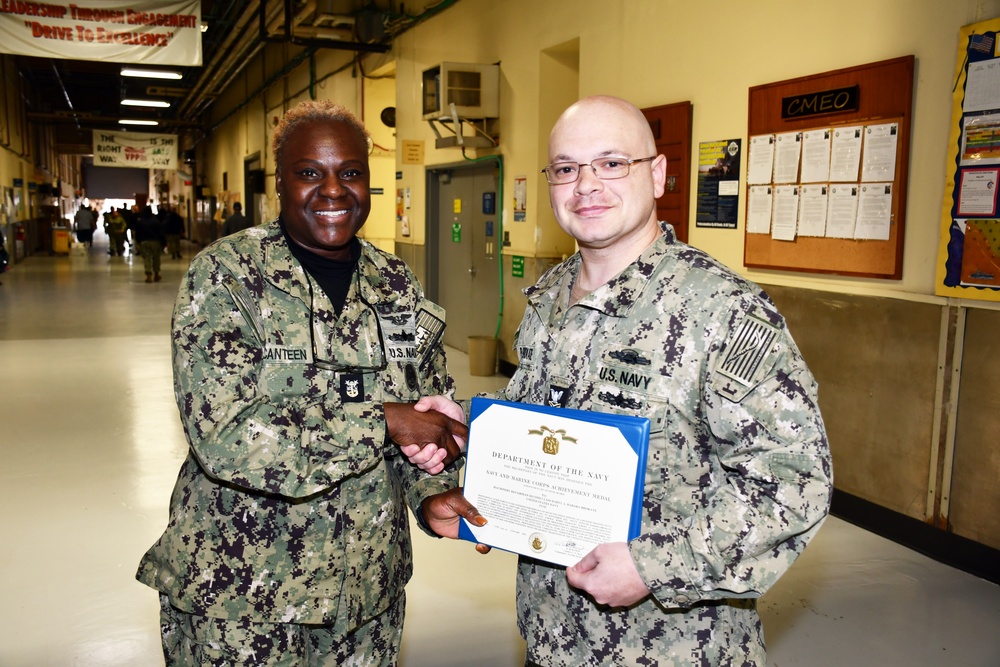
{"left": 390, "top": 0, "right": 1000, "bottom": 299}
{"left": 6, "top": 1, "right": 997, "bottom": 550}
{"left": 0, "top": 54, "right": 69, "bottom": 256}
{"left": 379, "top": 0, "right": 1000, "bottom": 406}
{"left": 376, "top": 0, "right": 1000, "bottom": 549}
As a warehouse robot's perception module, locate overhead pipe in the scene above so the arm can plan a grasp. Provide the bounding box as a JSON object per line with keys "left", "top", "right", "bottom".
{"left": 50, "top": 62, "right": 80, "bottom": 130}
{"left": 274, "top": 0, "right": 389, "bottom": 53}
{"left": 194, "top": 0, "right": 458, "bottom": 140}
{"left": 176, "top": 0, "right": 264, "bottom": 120}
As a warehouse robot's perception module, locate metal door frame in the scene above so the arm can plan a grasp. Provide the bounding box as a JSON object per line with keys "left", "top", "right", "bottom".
{"left": 424, "top": 159, "right": 494, "bottom": 303}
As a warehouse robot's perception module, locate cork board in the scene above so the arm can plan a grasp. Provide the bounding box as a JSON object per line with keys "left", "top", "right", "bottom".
{"left": 744, "top": 56, "right": 914, "bottom": 279}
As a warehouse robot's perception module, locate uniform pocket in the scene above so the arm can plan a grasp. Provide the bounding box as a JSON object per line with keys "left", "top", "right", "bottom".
{"left": 258, "top": 362, "right": 331, "bottom": 406}
{"left": 583, "top": 348, "right": 681, "bottom": 501}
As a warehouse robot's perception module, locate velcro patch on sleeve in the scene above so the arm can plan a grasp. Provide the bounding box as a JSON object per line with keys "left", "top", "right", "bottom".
{"left": 712, "top": 313, "right": 781, "bottom": 402}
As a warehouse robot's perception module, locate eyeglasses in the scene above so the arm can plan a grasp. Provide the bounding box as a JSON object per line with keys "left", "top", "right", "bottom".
{"left": 541, "top": 156, "right": 656, "bottom": 185}
{"left": 308, "top": 273, "right": 388, "bottom": 374}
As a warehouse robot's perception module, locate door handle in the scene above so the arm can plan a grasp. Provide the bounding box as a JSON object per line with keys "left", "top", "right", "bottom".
{"left": 469, "top": 266, "right": 477, "bottom": 277}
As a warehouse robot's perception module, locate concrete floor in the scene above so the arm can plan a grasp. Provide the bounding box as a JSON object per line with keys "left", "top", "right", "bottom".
{"left": 1, "top": 231, "right": 998, "bottom": 666}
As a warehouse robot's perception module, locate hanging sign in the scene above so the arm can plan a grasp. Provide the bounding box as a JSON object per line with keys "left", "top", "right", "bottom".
{"left": 0, "top": 0, "right": 202, "bottom": 66}
{"left": 782, "top": 86, "right": 859, "bottom": 120}
{"left": 93, "top": 129, "right": 178, "bottom": 169}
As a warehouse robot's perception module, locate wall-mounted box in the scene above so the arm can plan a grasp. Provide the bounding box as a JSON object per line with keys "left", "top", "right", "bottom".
{"left": 422, "top": 62, "right": 500, "bottom": 120}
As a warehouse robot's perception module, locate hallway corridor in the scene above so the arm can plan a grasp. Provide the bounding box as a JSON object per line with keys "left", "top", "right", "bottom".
{"left": 1, "top": 231, "right": 998, "bottom": 666}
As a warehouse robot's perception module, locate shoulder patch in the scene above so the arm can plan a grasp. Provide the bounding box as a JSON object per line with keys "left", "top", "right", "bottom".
{"left": 414, "top": 301, "right": 445, "bottom": 369}
{"left": 712, "top": 313, "right": 781, "bottom": 401}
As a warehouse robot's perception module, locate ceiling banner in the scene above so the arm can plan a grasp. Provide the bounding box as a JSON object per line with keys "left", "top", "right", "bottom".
{"left": 0, "top": 0, "right": 202, "bottom": 66}
{"left": 93, "top": 130, "right": 178, "bottom": 169}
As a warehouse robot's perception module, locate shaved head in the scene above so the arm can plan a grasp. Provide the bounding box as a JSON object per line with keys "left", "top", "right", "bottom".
{"left": 549, "top": 96, "right": 657, "bottom": 162}
{"left": 544, "top": 95, "right": 666, "bottom": 267}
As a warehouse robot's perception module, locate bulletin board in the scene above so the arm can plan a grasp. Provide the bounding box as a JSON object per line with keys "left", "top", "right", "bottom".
{"left": 934, "top": 18, "right": 1000, "bottom": 302}
{"left": 744, "top": 56, "right": 914, "bottom": 279}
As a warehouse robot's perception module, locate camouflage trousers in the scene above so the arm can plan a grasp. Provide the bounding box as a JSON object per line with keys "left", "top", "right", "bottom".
{"left": 139, "top": 240, "right": 162, "bottom": 275}
{"left": 159, "top": 594, "right": 404, "bottom": 667}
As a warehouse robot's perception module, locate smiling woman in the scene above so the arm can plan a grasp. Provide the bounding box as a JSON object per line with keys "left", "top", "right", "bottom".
{"left": 273, "top": 101, "right": 372, "bottom": 260}
{"left": 134, "top": 98, "right": 470, "bottom": 665}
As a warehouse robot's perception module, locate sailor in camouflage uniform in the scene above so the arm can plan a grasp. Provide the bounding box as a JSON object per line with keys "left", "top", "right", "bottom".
{"left": 137, "top": 100, "right": 467, "bottom": 666}
{"left": 426, "top": 95, "right": 832, "bottom": 666}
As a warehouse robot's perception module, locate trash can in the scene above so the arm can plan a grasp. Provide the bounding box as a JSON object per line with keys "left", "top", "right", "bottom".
{"left": 468, "top": 336, "right": 498, "bottom": 376}
{"left": 52, "top": 226, "right": 70, "bottom": 255}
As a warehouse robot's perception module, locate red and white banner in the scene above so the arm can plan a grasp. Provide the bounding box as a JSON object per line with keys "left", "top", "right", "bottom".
{"left": 0, "top": 0, "right": 201, "bottom": 66}
{"left": 93, "top": 129, "right": 178, "bottom": 169}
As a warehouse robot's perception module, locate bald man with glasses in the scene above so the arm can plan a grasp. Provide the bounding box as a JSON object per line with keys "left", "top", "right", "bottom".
{"left": 422, "top": 95, "right": 833, "bottom": 667}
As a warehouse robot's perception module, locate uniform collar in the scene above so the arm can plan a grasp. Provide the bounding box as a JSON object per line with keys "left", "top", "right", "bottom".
{"left": 259, "top": 218, "right": 401, "bottom": 307}
{"left": 526, "top": 221, "right": 677, "bottom": 320}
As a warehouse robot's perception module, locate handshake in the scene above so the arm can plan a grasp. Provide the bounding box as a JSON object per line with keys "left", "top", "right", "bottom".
{"left": 384, "top": 396, "right": 470, "bottom": 475}
{"left": 383, "top": 396, "right": 488, "bottom": 546}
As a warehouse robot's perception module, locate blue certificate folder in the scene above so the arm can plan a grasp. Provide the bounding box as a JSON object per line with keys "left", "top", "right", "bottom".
{"left": 458, "top": 397, "right": 650, "bottom": 565}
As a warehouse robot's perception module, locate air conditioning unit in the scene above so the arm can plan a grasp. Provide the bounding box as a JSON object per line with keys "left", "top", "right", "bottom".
{"left": 422, "top": 62, "right": 499, "bottom": 121}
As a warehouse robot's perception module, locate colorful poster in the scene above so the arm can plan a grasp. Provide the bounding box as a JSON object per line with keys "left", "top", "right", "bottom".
{"left": 696, "top": 139, "right": 741, "bottom": 229}
{"left": 959, "top": 219, "right": 1000, "bottom": 287}
{"left": 957, "top": 168, "right": 1000, "bottom": 216}
{"left": 936, "top": 18, "right": 1000, "bottom": 300}
{"left": 961, "top": 113, "right": 1000, "bottom": 164}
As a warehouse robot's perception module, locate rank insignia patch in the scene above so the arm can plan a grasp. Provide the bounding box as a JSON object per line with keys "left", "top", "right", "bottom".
{"left": 546, "top": 384, "right": 569, "bottom": 408}
{"left": 340, "top": 373, "right": 364, "bottom": 402}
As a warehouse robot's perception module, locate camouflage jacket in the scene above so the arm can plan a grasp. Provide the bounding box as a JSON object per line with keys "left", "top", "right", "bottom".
{"left": 136, "top": 220, "right": 457, "bottom": 628}
{"left": 499, "top": 222, "right": 832, "bottom": 666}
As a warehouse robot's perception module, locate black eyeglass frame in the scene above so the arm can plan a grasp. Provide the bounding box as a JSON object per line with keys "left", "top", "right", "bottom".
{"left": 540, "top": 156, "right": 657, "bottom": 185}
{"left": 307, "top": 270, "right": 388, "bottom": 375}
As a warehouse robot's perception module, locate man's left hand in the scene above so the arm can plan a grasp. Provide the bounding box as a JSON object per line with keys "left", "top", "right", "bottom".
{"left": 399, "top": 442, "right": 450, "bottom": 474}
{"left": 566, "top": 542, "right": 651, "bottom": 608}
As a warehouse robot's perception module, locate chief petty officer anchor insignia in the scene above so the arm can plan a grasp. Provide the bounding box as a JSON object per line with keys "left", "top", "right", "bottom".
{"left": 340, "top": 373, "right": 364, "bottom": 402}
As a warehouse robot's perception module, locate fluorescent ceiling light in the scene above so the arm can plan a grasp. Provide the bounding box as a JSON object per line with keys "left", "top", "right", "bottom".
{"left": 121, "top": 68, "right": 182, "bottom": 80}
{"left": 119, "top": 119, "right": 159, "bottom": 126}
{"left": 121, "top": 99, "right": 171, "bottom": 108}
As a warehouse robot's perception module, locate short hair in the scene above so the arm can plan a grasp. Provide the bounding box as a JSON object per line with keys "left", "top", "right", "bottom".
{"left": 233, "top": 202, "right": 242, "bottom": 211}
{"left": 272, "top": 100, "right": 370, "bottom": 170}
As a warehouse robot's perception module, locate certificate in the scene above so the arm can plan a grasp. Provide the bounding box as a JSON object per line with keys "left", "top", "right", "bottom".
{"left": 459, "top": 398, "right": 649, "bottom": 567}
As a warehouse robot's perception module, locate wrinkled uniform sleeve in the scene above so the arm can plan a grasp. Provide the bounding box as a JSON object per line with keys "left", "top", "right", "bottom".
{"left": 139, "top": 234, "right": 463, "bottom": 626}
{"left": 629, "top": 291, "right": 833, "bottom": 608}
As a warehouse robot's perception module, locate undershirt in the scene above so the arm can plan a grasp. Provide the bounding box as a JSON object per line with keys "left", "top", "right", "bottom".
{"left": 281, "top": 221, "right": 360, "bottom": 317}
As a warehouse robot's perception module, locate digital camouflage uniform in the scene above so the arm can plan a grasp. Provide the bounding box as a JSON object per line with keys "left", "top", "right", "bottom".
{"left": 499, "top": 222, "right": 832, "bottom": 666}
{"left": 137, "top": 220, "right": 458, "bottom": 663}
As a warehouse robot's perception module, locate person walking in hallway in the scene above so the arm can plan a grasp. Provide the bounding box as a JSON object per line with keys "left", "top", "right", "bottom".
{"left": 73, "top": 204, "right": 95, "bottom": 247}
{"left": 0, "top": 226, "right": 8, "bottom": 285}
{"left": 161, "top": 204, "right": 185, "bottom": 259}
{"left": 104, "top": 207, "right": 128, "bottom": 257}
{"left": 221, "top": 201, "right": 249, "bottom": 236}
{"left": 133, "top": 197, "right": 166, "bottom": 282}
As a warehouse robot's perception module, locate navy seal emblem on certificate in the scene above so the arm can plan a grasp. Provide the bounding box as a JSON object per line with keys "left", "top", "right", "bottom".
{"left": 458, "top": 397, "right": 650, "bottom": 567}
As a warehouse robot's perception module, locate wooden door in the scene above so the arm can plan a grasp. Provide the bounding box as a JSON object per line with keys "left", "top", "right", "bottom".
{"left": 642, "top": 102, "right": 692, "bottom": 243}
